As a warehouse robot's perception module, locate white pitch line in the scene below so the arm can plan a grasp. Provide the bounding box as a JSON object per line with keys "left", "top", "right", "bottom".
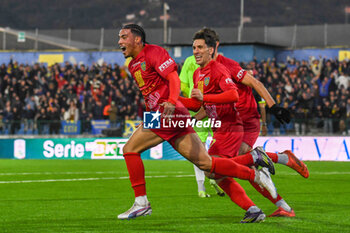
{"left": 0, "top": 171, "right": 349, "bottom": 184}
{"left": 0, "top": 171, "right": 188, "bottom": 176}
{"left": 277, "top": 171, "right": 350, "bottom": 175}
{"left": 0, "top": 174, "right": 195, "bottom": 184}
{"left": 1, "top": 171, "right": 350, "bottom": 176}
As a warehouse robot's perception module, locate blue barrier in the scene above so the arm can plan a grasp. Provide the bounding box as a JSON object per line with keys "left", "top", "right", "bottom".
{"left": 0, "top": 51, "right": 126, "bottom": 67}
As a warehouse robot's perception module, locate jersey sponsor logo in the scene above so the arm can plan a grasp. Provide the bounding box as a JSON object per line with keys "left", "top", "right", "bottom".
{"left": 147, "top": 92, "right": 161, "bottom": 110}
{"left": 198, "top": 81, "right": 204, "bottom": 93}
{"left": 204, "top": 77, "right": 210, "bottom": 86}
{"left": 237, "top": 69, "right": 245, "bottom": 80}
{"left": 142, "top": 83, "right": 157, "bottom": 96}
{"left": 134, "top": 70, "right": 145, "bottom": 87}
{"left": 158, "top": 58, "right": 174, "bottom": 72}
{"left": 225, "top": 78, "right": 234, "bottom": 84}
{"left": 205, "top": 105, "right": 218, "bottom": 119}
{"left": 141, "top": 61, "right": 147, "bottom": 71}
{"left": 144, "top": 110, "right": 161, "bottom": 129}
{"left": 131, "top": 61, "right": 141, "bottom": 68}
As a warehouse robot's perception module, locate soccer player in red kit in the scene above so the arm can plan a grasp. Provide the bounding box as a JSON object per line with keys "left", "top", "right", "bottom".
{"left": 117, "top": 24, "right": 276, "bottom": 220}
{"left": 188, "top": 29, "right": 274, "bottom": 223}
{"left": 199, "top": 28, "right": 309, "bottom": 217}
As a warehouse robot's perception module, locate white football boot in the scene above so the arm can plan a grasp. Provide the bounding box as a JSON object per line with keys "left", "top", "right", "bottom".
{"left": 254, "top": 168, "right": 277, "bottom": 199}
{"left": 118, "top": 200, "right": 152, "bottom": 220}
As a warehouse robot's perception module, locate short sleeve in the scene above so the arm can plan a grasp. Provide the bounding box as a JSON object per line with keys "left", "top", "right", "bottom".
{"left": 212, "top": 62, "right": 237, "bottom": 92}
{"left": 147, "top": 45, "right": 177, "bottom": 78}
{"left": 219, "top": 74, "right": 237, "bottom": 92}
{"left": 230, "top": 65, "right": 247, "bottom": 83}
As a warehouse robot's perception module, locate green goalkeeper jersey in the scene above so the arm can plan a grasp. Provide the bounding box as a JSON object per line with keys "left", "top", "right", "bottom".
{"left": 179, "top": 55, "right": 199, "bottom": 98}
{"left": 179, "top": 55, "right": 211, "bottom": 142}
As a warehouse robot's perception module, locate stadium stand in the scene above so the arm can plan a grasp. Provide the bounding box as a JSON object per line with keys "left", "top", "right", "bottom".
{"left": 0, "top": 57, "right": 349, "bottom": 135}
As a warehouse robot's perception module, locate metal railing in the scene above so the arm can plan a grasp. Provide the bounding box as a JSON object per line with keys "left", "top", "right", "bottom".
{"left": 1, "top": 24, "right": 350, "bottom": 51}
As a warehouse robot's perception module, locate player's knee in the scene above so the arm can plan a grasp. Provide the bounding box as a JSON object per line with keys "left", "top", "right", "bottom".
{"left": 122, "top": 143, "right": 134, "bottom": 154}
{"left": 238, "top": 142, "right": 251, "bottom": 155}
{"left": 195, "top": 158, "right": 212, "bottom": 172}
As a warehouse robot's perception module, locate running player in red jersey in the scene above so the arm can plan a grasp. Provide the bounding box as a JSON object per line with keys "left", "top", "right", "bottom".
{"left": 187, "top": 29, "right": 272, "bottom": 223}
{"left": 201, "top": 28, "right": 309, "bottom": 217}
{"left": 117, "top": 24, "right": 276, "bottom": 220}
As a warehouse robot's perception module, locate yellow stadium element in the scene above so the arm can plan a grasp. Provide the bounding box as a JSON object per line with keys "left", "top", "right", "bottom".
{"left": 124, "top": 120, "right": 142, "bottom": 137}
{"left": 38, "top": 54, "right": 64, "bottom": 66}
{"left": 339, "top": 50, "right": 350, "bottom": 62}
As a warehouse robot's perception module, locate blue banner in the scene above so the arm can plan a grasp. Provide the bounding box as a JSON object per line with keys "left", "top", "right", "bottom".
{"left": 60, "top": 121, "right": 81, "bottom": 135}
{"left": 0, "top": 51, "right": 126, "bottom": 67}
{"left": 91, "top": 120, "right": 110, "bottom": 135}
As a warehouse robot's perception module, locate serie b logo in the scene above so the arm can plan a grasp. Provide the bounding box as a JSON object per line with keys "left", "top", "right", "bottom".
{"left": 143, "top": 110, "right": 161, "bottom": 129}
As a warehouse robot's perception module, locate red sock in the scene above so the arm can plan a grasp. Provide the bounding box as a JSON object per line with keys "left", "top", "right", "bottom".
{"left": 219, "top": 177, "right": 255, "bottom": 210}
{"left": 230, "top": 152, "right": 254, "bottom": 166}
{"left": 249, "top": 180, "right": 282, "bottom": 203}
{"left": 266, "top": 152, "right": 278, "bottom": 163}
{"left": 211, "top": 157, "right": 255, "bottom": 182}
{"left": 123, "top": 152, "right": 146, "bottom": 197}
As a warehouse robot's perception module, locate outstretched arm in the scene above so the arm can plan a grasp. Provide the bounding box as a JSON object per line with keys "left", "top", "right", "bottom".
{"left": 241, "top": 73, "right": 275, "bottom": 108}
{"left": 191, "top": 88, "right": 239, "bottom": 104}
{"left": 178, "top": 96, "right": 201, "bottom": 112}
{"left": 241, "top": 73, "right": 290, "bottom": 124}
{"left": 161, "top": 71, "right": 181, "bottom": 118}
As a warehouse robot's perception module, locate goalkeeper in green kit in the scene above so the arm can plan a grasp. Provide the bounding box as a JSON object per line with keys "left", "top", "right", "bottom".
{"left": 179, "top": 55, "right": 225, "bottom": 198}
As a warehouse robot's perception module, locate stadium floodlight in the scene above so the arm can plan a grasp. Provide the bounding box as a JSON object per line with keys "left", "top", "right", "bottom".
{"left": 163, "top": 2, "right": 170, "bottom": 45}
{"left": 238, "top": 0, "right": 244, "bottom": 42}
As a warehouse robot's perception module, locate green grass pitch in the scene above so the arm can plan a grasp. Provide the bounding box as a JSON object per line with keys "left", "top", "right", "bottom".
{"left": 0, "top": 160, "right": 349, "bottom": 233}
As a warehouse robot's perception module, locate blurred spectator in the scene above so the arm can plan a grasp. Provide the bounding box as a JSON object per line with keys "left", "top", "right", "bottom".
{"left": 92, "top": 100, "right": 104, "bottom": 120}
{"left": 0, "top": 115, "right": 4, "bottom": 134}
{"left": 49, "top": 106, "right": 61, "bottom": 134}
{"left": 35, "top": 108, "right": 48, "bottom": 135}
{"left": 65, "top": 101, "right": 79, "bottom": 122}
{"left": 108, "top": 101, "right": 118, "bottom": 128}
{"left": 0, "top": 57, "right": 348, "bottom": 136}
{"left": 322, "top": 100, "right": 333, "bottom": 133}
{"left": 10, "top": 107, "right": 21, "bottom": 134}
{"left": 103, "top": 100, "right": 111, "bottom": 120}
{"left": 309, "top": 56, "right": 322, "bottom": 77}
{"left": 23, "top": 104, "right": 35, "bottom": 134}
{"left": 318, "top": 77, "right": 332, "bottom": 100}
{"left": 80, "top": 109, "right": 92, "bottom": 134}
{"left": 335, "top": 72, "right": 350, "bottom": 89}
{"left": 346, "top": 98, "right": 350, "bottom": 135}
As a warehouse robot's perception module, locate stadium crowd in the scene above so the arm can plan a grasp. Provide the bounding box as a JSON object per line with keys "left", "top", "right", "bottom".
{"left": 242, "top": 56, "right": 350, "bottom": 136}
{"left": 0, "top": 56, "right": 349, "bottom": 135}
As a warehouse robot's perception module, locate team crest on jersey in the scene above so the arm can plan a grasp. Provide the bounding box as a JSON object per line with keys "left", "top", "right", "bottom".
{"left": 141, "top": 61, "right": 147, "bottom": 71}
{"left": 204, "top": 77, "right": 210, "bottom": 86}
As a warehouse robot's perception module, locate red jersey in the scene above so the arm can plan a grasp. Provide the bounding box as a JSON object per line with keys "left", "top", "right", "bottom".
{"left": 216, "top": 55, "right": 260, "bottom": 121}
{"left": 128, "top": 44, "right": 195, "bottom": 144}
{"left": 128, "top": 44, "right": 178, "bottom": 111}
{"left": 193, "top": 60, "right": 242, "bottom": 131}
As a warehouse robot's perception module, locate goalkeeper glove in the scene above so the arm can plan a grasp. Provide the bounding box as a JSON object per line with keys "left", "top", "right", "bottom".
{"left": 270, "top": 104, "right": 291, "bottom": 124}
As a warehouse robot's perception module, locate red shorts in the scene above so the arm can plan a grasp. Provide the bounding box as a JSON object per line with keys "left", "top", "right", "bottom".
{"left": 150, "top": 105, "right": 195, "bottom": 147}
{"left": 241, "top": 116, "right": 260, "bottom": 148}
{"left": 208, "top": 127, "right": 244, "bottom": 158}
{"left": 151, "top": 126, "right": 195, "bottom": 148}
